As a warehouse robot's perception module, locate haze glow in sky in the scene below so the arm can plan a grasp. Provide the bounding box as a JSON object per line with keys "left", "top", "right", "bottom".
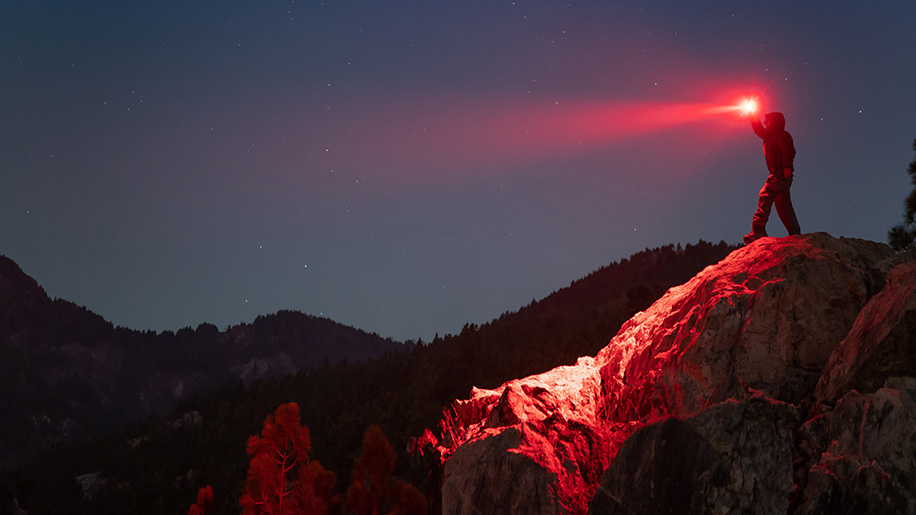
{"left": 3, "top": 1, "right": 915, "bottom": 342}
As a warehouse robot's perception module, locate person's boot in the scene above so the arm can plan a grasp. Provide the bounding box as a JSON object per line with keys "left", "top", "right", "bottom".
{"left": 743, "top": 225, "right": 768, "bottom": 244}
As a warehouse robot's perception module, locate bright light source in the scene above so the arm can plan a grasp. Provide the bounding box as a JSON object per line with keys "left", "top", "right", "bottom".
{"left": 740, "top": 99, "right": 758, "bottom": 115}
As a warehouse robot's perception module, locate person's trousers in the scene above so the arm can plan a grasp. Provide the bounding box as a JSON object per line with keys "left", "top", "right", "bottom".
{"left": 752, "top": 174, "right": 801, "bottom": 235}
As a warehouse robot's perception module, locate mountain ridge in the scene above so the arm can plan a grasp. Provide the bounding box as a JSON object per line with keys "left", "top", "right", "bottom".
{"left": 0, "top": 254, "right": 408, "bottom": 470}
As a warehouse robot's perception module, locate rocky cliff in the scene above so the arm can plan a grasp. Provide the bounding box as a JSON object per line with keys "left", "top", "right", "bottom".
{"left": 434, "top": 233, "right": 916, "bottom": 514}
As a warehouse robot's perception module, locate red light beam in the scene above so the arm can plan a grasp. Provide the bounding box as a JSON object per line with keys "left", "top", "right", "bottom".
{"left": 298, "top": 93, "right": 765, "bottom": 180}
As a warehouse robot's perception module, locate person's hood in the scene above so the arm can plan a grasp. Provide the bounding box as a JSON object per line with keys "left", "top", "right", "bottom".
{"left": 764, "top": 112, "right": 786, "bottom": 130}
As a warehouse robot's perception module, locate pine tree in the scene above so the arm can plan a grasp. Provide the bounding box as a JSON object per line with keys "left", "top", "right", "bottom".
{"left": 347, "top": 425, "right": 426, "bottom": 515}
{"left": 889, "top": 138, "right": 916, "bottom": 251}
{"left": 239, "top": 403, "right": 336, "bottom": 515}
{"left": 186, "top": 485, "right": 213, "bottom": 515}
{"left": 296, "top": 460, "right": 338, "bottom": 515}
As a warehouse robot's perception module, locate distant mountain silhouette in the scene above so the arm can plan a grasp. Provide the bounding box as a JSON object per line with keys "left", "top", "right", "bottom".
{"left": 0, "top": 255, "right": 408, "bottom": 470}
{"left": 1, "top": 240, "right": 736, "bottom": 515}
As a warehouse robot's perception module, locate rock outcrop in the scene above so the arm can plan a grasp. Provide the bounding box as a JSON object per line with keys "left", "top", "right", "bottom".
{"left": 795, "top": 377, "right": 916, "bottom": 514}
{"left": 816, "top": 260, "right": 916, "bottom": 404}
{"left": 436, "top": 233, "right": 915, "bottom": 514}
{"left": 589, "top": 397, "right": 799, "bottom": 515}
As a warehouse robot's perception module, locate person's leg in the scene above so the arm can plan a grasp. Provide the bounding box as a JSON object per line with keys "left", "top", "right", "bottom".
{"left": 773, "top": 179, "right": 801, "bottom": 235}
{"left": 745, "top": 180, "right": 774, "bottom": 243}
{"left": 752, "top": 180, "right": 776, "bottom": 228}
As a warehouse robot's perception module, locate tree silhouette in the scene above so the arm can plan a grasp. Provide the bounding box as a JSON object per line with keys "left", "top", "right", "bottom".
{"left": 296, "top": 461, "right": 338, "bottom": 515}
{"left": 889, "top": 138, "right": 916, "bottom": 251}
{"left": 347, "top": 425, "right": 427, "bottom": 515}
{"left": 186, "top": 485, "right": 213, "bottom": 515}
{"left": 239, "top": 403, "right": 336, "bottom": 515}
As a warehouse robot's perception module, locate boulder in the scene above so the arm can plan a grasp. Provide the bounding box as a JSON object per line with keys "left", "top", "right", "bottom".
{"left": 589, "top": 397, "right": 799, "bottom": 515}
{"left": 598, "top": 233, "right": 894, "bottom": 423}
{"left": 442, "top": 428, "right": 560, "bottom": 515}
{"left": 441, "top": 358, "right": 619, "bottom": 514}
{"left": 816, "top": 261, "right": 916, "bottom": 404}
{"left": 437, "top": 234, "right": 900, "bottom": 514}
{"left": 795, "top": 377, "right": 916, "bottom": 515}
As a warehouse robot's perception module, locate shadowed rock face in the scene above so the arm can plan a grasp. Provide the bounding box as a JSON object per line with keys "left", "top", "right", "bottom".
{"left": 794, "top": 377, "right": 916, "bottom": 515}
{"left": 437, "top": 233, "right": 914, "bottom": 514}
{"left": 442, "top": 428, "right": 560, "bottom": 515}
{"left": 816, "top": 260, "right": 916, "bottom": 404}
{"left": 589, "top": 397, "right": 799, "bottom": 515}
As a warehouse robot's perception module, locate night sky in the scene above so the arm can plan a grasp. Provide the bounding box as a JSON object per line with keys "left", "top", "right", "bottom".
{"left": 3, "top": 1, "right": 914, "bottom": 343}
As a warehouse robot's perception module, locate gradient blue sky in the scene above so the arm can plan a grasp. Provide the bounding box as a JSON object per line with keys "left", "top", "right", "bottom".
{"left": 3, "top": 1, "right": 914, "bottom": 342}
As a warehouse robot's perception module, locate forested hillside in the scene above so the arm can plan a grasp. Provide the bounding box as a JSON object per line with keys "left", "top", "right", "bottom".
{"left": 2, "top": 240, "right": 736, "bottom": 514}
{"left": 0, "top": 255, "right": 406, "bottom": 471}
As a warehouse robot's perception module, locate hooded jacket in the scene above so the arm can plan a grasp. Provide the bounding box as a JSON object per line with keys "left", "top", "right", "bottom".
{"left": 751, "top": 112, "right": 795, "bottom": 175}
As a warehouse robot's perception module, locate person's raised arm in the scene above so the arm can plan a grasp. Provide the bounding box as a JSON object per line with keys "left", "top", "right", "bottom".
{"left": 749, "top": 113, "right": 766, "bottom": 139}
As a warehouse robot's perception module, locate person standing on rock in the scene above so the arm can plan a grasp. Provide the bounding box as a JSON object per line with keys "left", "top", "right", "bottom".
{"left": 744, "top": 111, "right": 801, "bottom": 244}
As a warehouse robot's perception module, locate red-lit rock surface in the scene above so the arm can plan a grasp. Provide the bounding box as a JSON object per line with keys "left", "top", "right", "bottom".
{"left": 437, "top": 233, "right": 913, "bottom": 514}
